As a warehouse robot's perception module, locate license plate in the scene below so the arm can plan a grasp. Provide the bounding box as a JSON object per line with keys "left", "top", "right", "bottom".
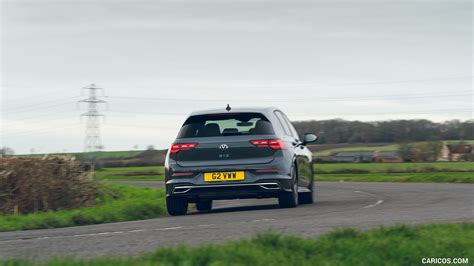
{"left": 204, "top": 171, "right": 245, "bottom": 182}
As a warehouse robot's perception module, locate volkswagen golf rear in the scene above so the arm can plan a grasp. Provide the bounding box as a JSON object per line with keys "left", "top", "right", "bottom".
{"left": 165, "top": 107, "right": 318, "bottom": 215}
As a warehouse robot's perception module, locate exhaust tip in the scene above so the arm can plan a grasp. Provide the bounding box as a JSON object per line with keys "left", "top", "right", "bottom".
{"left": 259, "top": 183, "right": 280, "bottom": 190}
{"left": 173, "top": 187, "right": 191, "bottom": 194}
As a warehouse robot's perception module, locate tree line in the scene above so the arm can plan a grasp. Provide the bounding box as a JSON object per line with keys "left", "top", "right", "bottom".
{"left": 292, "top": 119, "right": 474, "bottom": 144}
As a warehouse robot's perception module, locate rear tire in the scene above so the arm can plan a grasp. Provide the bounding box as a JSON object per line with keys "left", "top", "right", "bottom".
{"left": 196, "top": 200, "right": 213, "bottom": 212}
{"left": 167, "top": 197, "right": 188, "bottom": 216}
{"left": 299, "top": 180, "right": 314, "bottom": 204}
{"left": 298, "top": 191, "right": 314, "bottom": 204}
{"left": 279, "top": 167, "right": 298, "bottom": 208}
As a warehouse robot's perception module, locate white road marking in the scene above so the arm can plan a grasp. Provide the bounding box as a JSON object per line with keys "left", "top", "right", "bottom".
{"left": 363, "top": 200, "right": 384, "bottom": 208}
{"left": 251, "top": 218, "right": 275, "bottom": 222}
{"left": 128, "top": 229, "right": 146, "bottom": 233}
{"left": 72, "top": 231, "right": 123, "bottom": 237}
{"left": 0, "top": 213, "right": 282, "bottom": 244}
{"left": 198, "top": 224, "right": 215, "bottom": 227}
{"left": 153, "top": 226, "right": 182, "bottom": 231}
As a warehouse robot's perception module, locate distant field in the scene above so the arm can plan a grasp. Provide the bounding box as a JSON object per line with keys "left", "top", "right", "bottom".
{"left": 80, "top": 150, "right": 145, "bottom": 159}
{"left": 313, "top": 144, "right": 399, "bottom": 156}
{"left": 312, "top": 140, "right": 474, "bottom": 156}
{"left": 315, "top": 172, "right": 474, "bottom": 183}
{"left": 315, "top": 162, "right": 474, "bottom": 173}
{"left": 95, "top": 166, "right": 165, "bottom": 181}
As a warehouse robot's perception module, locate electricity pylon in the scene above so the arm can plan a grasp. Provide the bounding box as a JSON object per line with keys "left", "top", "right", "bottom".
{"left": 79, "top": 84, "right": 107, "bottom": 172}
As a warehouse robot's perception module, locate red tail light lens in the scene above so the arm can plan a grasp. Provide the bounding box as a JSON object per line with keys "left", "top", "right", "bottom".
{"left": 250, "top": 139, "right": 284, "bottom": 149}
{"left": 170, "top": 143, "right": 198, "bottom": 154}
{"left": 255, "top": 167, "right": 279, "bottom": 173}
{"left": 172, "top": 171, "right": 194, "bottom": 177}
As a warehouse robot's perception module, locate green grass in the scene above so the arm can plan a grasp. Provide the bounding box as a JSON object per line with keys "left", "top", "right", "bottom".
{"left": 313, "top": 144, "right": 399, "bottom": 156}
{"left": 315, "top": 162, "right": 474, "bottom": 173}
{"left": 4, "top": 223, "right": 473, "bottom": 265}
{"left": 443, "top": 140, "right": 474, "bottom": 145}
{"left": 316, "top": 172, "right": 474, "bottom": 183}
{"left": 95, "top": 166, "right": 165, "bottom": 181}
{"left": 0, "top": 185, "right": 166, "bottom": 232}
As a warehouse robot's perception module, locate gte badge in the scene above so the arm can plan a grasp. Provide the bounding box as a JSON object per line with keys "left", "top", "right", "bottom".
{"left": 219, "top": 144, "right": 230, "bottom": 158}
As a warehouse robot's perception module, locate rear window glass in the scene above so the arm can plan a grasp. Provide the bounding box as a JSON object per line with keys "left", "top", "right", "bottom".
{"left": 177, "top": 113, "right": 274, "bottom": 138}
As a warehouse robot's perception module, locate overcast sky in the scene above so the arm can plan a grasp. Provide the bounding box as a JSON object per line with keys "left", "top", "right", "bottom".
{"left": 1, "top": 0, "right": 472, "bottom": 154}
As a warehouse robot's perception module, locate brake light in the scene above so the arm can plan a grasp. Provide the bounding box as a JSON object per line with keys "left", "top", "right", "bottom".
{"left": 172, "top": 171, "right": 194, "bottom": 177}
{"left": 169, "top": 143, "right": 198, "bottom": 154}
{"left": 255, "top": 167, "right": 279, "bottom": 173}
{"left": 250, "top": 139, "right": 284, "bottom": 149}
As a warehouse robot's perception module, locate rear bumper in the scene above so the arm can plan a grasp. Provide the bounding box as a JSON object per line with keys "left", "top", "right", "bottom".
{"left": 166, "top": 174, "right": 292, "bottom": 201}
{"left": 165, "top": 155, "right": 293, "bottom": 201}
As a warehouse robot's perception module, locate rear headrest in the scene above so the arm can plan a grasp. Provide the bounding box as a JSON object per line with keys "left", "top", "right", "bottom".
{"left": 253, "top": 120, "right": 272, "bottom": 134}
{"left": 222, "top": 128, "right": 238, "bottom": 135}
{"left": 201, "top": 123, "right": 220, "bottom": 137}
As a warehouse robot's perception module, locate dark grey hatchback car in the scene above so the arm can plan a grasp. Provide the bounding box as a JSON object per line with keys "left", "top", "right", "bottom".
{"left": 164, "top": 107, "right": 318, "bottom": 215}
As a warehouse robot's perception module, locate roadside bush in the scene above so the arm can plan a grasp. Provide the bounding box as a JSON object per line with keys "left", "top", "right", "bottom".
{"left": 0, "top": 156, "right": 98, "bottom": 214}
{"left": 0, "top": 185, "right": 166, "bottom": 232}
{"left": 399, "top": 141, "right": 442, "bottom": 162}
{"left": 462, "top": 153, "right": 474, "bottom": 162}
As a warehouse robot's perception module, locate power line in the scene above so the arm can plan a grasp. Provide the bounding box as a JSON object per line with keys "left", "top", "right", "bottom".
{"left": 2, "top": 124, "right": 82, "bottom": 138}
{"left": 104, "top": 91, "right": 472, "bottom": 103}
{"left": 2, "top": 101, "right": 79, "bottom": 114}
{"left": 104, "top": 123, "right": 180, "bottom": 130}
{"left": 2, "top": 88, "right": 81, "bottom": 106}
{"left": 3, "top": 95, "right": 81, "bottom": 109}
{"left": 290, "top": 108, "right": 473, "bottom": 118}
{"left": 108, "top": 110, "right": 186, "bottom": 116}
{"left": 237, "top": 76, "right": 472, "bottom": 88}
{"left": 5, "top": 114, "right": 78, "bottom": 126}
{"left": 103, "top": 76, "right": 473, "bottom": 90}
{"left": 3, "top": 110, "right": 78, "bottom": 122}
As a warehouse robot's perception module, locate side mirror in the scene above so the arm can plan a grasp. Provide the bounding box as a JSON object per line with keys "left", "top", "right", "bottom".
{"left": 302, "top": 133, "right": 318, "bottom": 145}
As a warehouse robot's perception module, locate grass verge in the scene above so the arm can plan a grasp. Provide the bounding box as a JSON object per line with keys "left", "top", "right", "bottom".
{"left": 316, "top": 172, "right": 474, "bottom": 183}
{"left": 3, "top": 223, "right": 473, "bottom": 265}
{"left": 315, "top": 162, "right": 474, "bottom": 173}
{"left": 0, "top": 185, "right": 166, "bottom": 232}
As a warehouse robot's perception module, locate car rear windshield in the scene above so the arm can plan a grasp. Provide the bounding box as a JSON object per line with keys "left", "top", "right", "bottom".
{"left": 177, "top": 112, "right": 275, "bottom": 138}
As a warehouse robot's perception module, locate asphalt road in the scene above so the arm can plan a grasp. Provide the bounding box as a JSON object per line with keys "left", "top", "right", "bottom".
{"left": 1, "top": 182, "right": 473, "bottom": 260}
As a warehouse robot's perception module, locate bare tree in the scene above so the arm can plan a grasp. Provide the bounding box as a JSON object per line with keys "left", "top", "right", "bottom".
{"left": 0, "top": 146, "right": 15, "bottom": 157}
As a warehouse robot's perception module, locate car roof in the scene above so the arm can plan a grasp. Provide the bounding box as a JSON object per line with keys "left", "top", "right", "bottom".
{"left": 188, "top": 106, "right": 279, "bottom": 116}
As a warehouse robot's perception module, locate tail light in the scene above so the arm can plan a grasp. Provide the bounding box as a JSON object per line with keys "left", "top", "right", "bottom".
{"left": 255, "top": 167, "right": 279, "bottom": 173}
{"left": 250, "top": 139, "right": 285, "bottom": 149}
{"left": 172, "top": 171, "right": 194, "bottom": 177}
{"left": 169, "top": 143, "right": 198, "bottom": 154}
